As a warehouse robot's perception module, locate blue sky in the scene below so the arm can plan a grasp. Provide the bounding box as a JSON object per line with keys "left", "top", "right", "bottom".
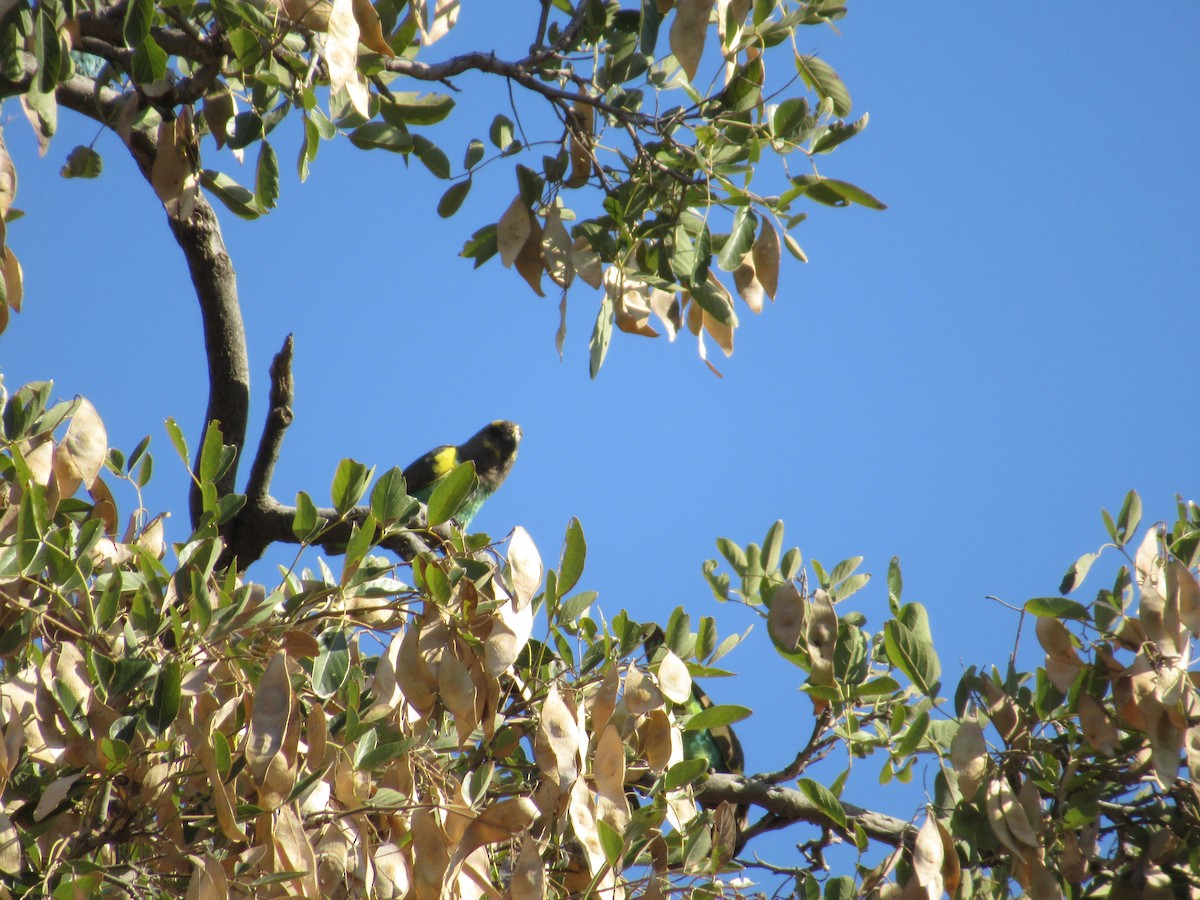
{"left": 4, "top": 2, "right": 1199, "bottom": 844}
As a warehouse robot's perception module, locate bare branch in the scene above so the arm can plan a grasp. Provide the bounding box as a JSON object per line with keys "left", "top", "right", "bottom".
{"left": 243, "top": 334, "right": 295, "bottom": 507}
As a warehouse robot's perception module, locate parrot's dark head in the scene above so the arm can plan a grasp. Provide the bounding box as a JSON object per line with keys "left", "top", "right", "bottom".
{"left": 461, "top": 420, "right": 522, "bottom": 492}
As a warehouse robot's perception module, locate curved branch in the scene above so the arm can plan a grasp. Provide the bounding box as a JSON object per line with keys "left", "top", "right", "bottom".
{"left": 697, "top": 773, "right": 915, "bottom": 850}
{"left": 49, "top": 66, "right": 251, "bottom": 529}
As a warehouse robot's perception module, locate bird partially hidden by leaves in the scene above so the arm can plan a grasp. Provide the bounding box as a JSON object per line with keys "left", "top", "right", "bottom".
{"left": 644, "top": 626, "right": 749, "bottom": 855}
{"left": 402, "top": 420, "right": 522, "bottom": 528}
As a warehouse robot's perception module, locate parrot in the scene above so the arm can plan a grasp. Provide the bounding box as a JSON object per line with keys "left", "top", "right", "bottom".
{"left": 402, "top": 420, "right": 522, "bottom": 528}
{"left": 643, "top": 625, "right": 749, "bottom": 848}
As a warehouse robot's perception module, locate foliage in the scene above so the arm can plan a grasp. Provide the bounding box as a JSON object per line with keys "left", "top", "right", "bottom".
{"left": 0, "top": 0, "right": 1198, "bottom": 897}
{"left": 0, "top": 0, "right": 882, "bottom": 374}
{"left": 2, "top": 384, "right": 1199, "bottom": 898}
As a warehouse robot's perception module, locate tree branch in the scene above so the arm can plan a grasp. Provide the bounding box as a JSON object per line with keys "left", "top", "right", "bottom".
{"left": 48, "top": 65, "right": 251, "bottom": 530}
{"left": 697, "top": 773, "right": 915, "bottom": 850}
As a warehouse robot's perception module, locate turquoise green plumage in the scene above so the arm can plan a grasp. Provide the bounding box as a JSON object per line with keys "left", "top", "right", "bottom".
{"left": 402, "top": 420, "right": 522, "bottom": 527}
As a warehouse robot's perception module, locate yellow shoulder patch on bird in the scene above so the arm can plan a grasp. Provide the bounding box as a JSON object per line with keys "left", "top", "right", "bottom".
{"left": 430, "top": 446, "right": 459, "bottom": 477}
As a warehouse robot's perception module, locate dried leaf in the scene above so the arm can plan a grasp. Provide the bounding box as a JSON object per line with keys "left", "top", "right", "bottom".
{"left": 272, "top": 804, "right": 320, "bottom": 897}
{"left": 202, "top": 88, "right": 236, "bottom": 149}
{"left": 0, "top": 128, "right": 16, "bottom": 218}
{"left": 641, "top": 708, "right": 675, "bottom": 772}
{"left": 414, "top": 0, "right": 459, "bottom": 45}
{"left": 656, "top": 649, "right": 692, "bottom": 705}
{"left": 151, "top": 112, "right": 199, "bottom": 221}
{"left": 444, "top": 797, "right": 539, "bottom": 892}
{"left": 571, "top": 237, "right": 603, "bottom": 289}
{"left": 508, "top": 526, "right": 544, "bottom": 609}
{"left": 186, "top": 850, "right": 230, "bottom": 900}
{"left": 327, "top": 0, "right": 370, "bottom": 117}
{"left": 514, "top": 216, "right": 546, "bottom": 296}
{"left": 484, "top": 592, "right": 533, "bottom": 677}
{"left": 536, "top": 684, "right": 581, "bottom": 790}
{"left": 1076, "top": 692, "right": 1117, "bottom": 757}
{"left": 565, "top": 95, "right": 595, "bottom": 188}
{"left": 624, "top": 661, "right": 665, "bottom": 716}
{"left": 541, "top": 205, "right": 574, "bottom": 288}
{"left": 1035, "top": 617, "right": 1083, "bottom": 692}
{"left": 752, "top": 219, "right": 781, "bottom": 299}
{"left": 53, "top": 397, "right": 107, "bottom": 496}
{"left": 806, "top": 589, "right": 837, "bottom": 686}
{"left": 1168, "top": 559, "right": 1200, "bottom": 636}
{"left": 670, "top": 0, "right": 714, "bottom": 82}
{"left": 245, "top": 651, "right": 292, "bottom": 785}
{"left": 510, "top": 831, "right": 545, "bottom": 900}
{"left": 34, "top": 772, "right": 82, "bottom": 821}
{"left": 732, "top": 261, "right": 764, "bottom": 313}
{"left": 950, "top": 717, "right": 987, "bottom": 802}
{"left": 906, "top": 812, "right": 944, "bottom": 899}
{"left": 351, "top": 0, "right": 395, "bottom": 56}
{"left": 767, "top": 580, "right": 806, "bottom": 651}
{"left": 497, "top": 195, "right": 533, "bottom": 268}
{"left": 0, "top": 810, "right": 21, "bottom": 876}
{"left": 438, "top": 646, "right": 479, "bottom": 746}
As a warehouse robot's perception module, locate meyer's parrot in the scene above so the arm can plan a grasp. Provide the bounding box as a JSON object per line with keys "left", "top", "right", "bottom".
{"left": 402, "top": 420, "right": 522, "bottom": 528}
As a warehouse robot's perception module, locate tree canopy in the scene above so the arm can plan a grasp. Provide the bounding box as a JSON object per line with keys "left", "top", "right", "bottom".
{"left": 1, "top": 1, "right": 1199, "bottom": 898}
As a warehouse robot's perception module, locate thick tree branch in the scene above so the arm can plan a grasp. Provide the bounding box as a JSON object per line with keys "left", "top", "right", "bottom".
{"left": 46, "top": 65, "right": 251, "bottom": 529}
{"left": 697, "top": 773, "right": 915, "bottom": 850}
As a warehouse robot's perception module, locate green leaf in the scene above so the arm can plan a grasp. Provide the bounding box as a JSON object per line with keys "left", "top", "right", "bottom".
{"left": 1116, "top": 490, "right": 1142, "bottom": 545}
{"left": 824, "top": 875, "right": 856, "bottom": 900}
{"left": 60, "top": 145, "right": 103, "bottom": 179}
{"left": 227, "top": 27, "right": 262, "bottom": 67}
{"left": 790, "top": 175, "right": 886, "bottom": 210}
{"left": 123, "top": 0, "right": 153, "bottom": 47}
{"left": 557, "top": 518, "right": 586, "bottom": 598}
{"left": 682, "top": 704, "right": 751, "bottom": 732}
{"left": 348, "top": 122, "right": 413, "bottom": 153}
{"left": 107, "top": 657, "right": 154, "bottom": 696}
{"left": 797, "top": 777, "right": 847, "bottom": 830}
{"left": 1059, "top": 551, "right": 1098, "bottom": 595}
{"left": 716, "top": 206, "right": 756, "bottom": 271}
{"left": 794, "top": 53, "right": 851, "bottom": 117}
{"left": 596, "top": 819, "right": 623, "bottom": 867}
{"left": 370, "top": 468, "right": 413, "bottom": 524}
{"left": 489, "top": 114, "right": 515, "bottom": 150}
{"left": 664, "top": 757, "right": 709, "bottom": 790}
{"left": 437, "top": 179, "right": 471, "bottom": 218}
{"left": 293, "top": 491, "right": 323, "bottom": 542}
{"left": 1025, "top": 597, "right": 1091, "bottom": 621}
{"left": 463, "top": 138, "right": 485, "bottom": 169}
{"left": 883, "top": 619, "right": 939, "bottom": 696}
{"left": 198, "top": 420, "right": 230, "bottom": 484}
{"left": 164, "top": 416, "right": 190, "bottom": 467}
{"left": 772, "top": 96, "right": 810, "bottom": 143}
{"left": 589, "top": 295, "right": 613, "bottom": 379}
{"left": 342, "top": 514, "right": 376, "bottom": 575}
{"left": 312, "top": 628, "right": 350, "bottom": 698}
{"left": 887, "top": 556, "right": 903, "bottom": 605}
{"left": 201, "top": 170, "right": 262, "bottom": 220}
{"left": 425, "top": 461, "right": 476, "bottom": 526}
{"left": 383, "top": 91, "right": 456, "bottom": 125}
{"left": 255, "top": 141, "right": 279, "bottom": 211}
{"left": 130, "top": 35, "right": 167, "bottom": 85}
{"left": 557, "top": 591, "right": 597, "bottom": 623}
{"left": 460, "top": 223, "right": 498, "bottom": 268}
{"left": 148, "top": 659, "right": 181, "bottom": 735}
{"left": 411, "top": 135, "right": 451, "bottom": 179}
{"left": 812, "top": 113, "right": 868, "bottom": 154}
{"left": 689, "top": 276, "right": 735, "bottom": 325}
{"left": 331, "top": 458, "right": 374, "bottom": 515}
